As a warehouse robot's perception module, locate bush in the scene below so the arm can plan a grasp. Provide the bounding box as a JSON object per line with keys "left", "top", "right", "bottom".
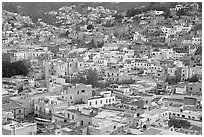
{"left": 168, "top": 118, "right": 190, "bottom": 129}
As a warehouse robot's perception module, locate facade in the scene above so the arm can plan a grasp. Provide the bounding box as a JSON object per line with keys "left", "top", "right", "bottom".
{"left": 88, "top": 93, "right": 116, "bottom": 108}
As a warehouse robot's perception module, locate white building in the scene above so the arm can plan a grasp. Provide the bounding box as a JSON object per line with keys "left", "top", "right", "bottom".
{"left": 2, "top": 122, "right": 37, "bottom": 135}
{"left": 88, "top": 92, "right": 116, "bottom": 108}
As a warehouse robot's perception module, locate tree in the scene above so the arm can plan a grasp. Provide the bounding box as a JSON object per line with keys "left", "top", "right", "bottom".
{"left": 85, "top": 69, "right": 99, "bottom": 87}
{"left": 59, "top": 30, "right": 70, "bottom": 38}
{"left": 67, "top": 69, "right": 99, "bottom": 88}
{"left": 97, "top": 41, "right": 104, "bottom": 48}
{"left": 87, "top": 24, "right": 94, "bottom": 30}
{"left": 195, "top": 46, "right": 202, "bottom": 55}
{"left": 126, "top": 8, "right": 142, "bottom": 17}
{"left": 2, "top": 61, "right": 29, "bottom": 78}
{"left": 87, "top": 39, "right": 97, "bottom": 48}
{"left": 188, "top": 74, "right": 199, "bottom": 82}
{"left": 165, "top": 76, "right": 178, "bottom": 85}
{"left": 175, "top": 67, "right": 181, "bottom": 82}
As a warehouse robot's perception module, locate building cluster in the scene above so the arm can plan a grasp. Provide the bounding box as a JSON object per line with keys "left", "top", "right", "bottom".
{"left": 2, "top": 2, "right": 202, "bottom": 135}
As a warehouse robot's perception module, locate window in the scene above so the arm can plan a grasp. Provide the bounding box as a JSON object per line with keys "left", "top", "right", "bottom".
{"left": 71, "top": 101, "right": 73, "bottom": 104}
{"left": 88, "top": 122, "right": 91, "bottom": 125}
{"left": 77, "top": 91, "right": 79, "bottom": 94}
{"left": 68, "top": 113, "right": 70, "bottom": 118}
{"left": 72, "top": 115, "right": 74, "bottom": 120}
{"left": 19, "top": 110, "right": 21, "bottom": 113}
{"left": 114, "top": 126, "right": 116, "bottom": 129}
{"left": 90, "top": 102, "right": 92, "bottom": 106}
{"left": 177, "top": 114, "right": 180, "bottom": 117}
{"left": 112, "top": 98, "right": 114, "bottom": 101}
{"left": 64, "top": 120, "right": 67, "bottom": 122}
{"left": 81, "top": 90, "right": 85, "bottom": 93}
{"left": 182, "top": 115, "right": 185, "bottom": 118}
{"left": 70, "top": 96, "right": 72, "bottom": 99}
{"left": 81, "top": 120, "right": 83, "bottom": 126}
{"left": 109, "top": 99, "right": 111, "bottom": 102}
{"left": 96, "top": 101, "right": 97, "bottom": 105}
{"left": 106, "top": 99, "right": 108, "bottom": 103}
{"left": 100, "top": 100, "right": 102, "bottom": 104}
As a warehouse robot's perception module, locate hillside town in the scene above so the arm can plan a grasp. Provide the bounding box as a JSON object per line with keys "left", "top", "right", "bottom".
{"left": 2, "top": 2, "right": 202, "bottom": 135}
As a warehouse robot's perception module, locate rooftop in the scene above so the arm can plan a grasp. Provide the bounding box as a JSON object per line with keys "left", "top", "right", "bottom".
{"left": 2, "top": 97, "right": 24, "bottom": 110}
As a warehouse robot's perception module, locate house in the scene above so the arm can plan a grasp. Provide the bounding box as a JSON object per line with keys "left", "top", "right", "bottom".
{"left": 2, "top": 97, "right": 25, "bottom": 119}
{"left": 181, "top": 66, "right": 192, "bottom": 81}
{"left": 34, "top": 96, "right": 69, "bottom": 120}
{"left": 2, "top": 122, "right": 37, "bottom": 135}
{"left": 64, "top": 108, "right": 93, "bottom": 127}
{"left": 10, "top": 95, "right": 34, "bottom": 116}
{"left": 88, "top": 110, "right": 128, "bottom": 135}
{"left": 88, "top": 92, "right": 116, "bottom": 108}
{"left": 104, "top": 68, "right": 130, "bottom": 83}
{"left": 169, "top": 109, "right": 201, "bottom": 121}
{"left": 61, "top": 84, "right": 93, "bottom": 104}
{"left": 167, "top": 67, "right": 177, "bottom": 77}
{"left": 139, "top": 127, "right": 184, "bottom": 135}
{"left": 175, "top": 84, "right": 187, "bottom": 94}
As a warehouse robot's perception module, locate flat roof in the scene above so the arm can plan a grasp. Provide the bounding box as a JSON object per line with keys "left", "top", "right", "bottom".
{"left": 2, "top": 98, "right": 24, "bottom": 110}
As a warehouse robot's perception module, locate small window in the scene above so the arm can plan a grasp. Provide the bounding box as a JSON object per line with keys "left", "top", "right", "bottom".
{"left": 96, "top": 101, "right": 97, "bottom": 105}
{"left": 72, "top": 115, "right": 74, "bottom": 120}
{"left": 19, "top": 110, "right": 21, "bottom": 113}
{"left": 77, "top": 91, "right": 79, "bottom": 94}
{"left": 114, "top": 126, "right": 116, "bottom": 129}
{"left": 100, "top": 100, "right": 102, "bottom": 104}
{"left": 90, "top": 102, "right": 92, "bottom": 106}
{"left": 68, "top": 113, "right": 70, "bottom": 118}
{"left": 70, "top": 96, "right": 72, "bottom": 99}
